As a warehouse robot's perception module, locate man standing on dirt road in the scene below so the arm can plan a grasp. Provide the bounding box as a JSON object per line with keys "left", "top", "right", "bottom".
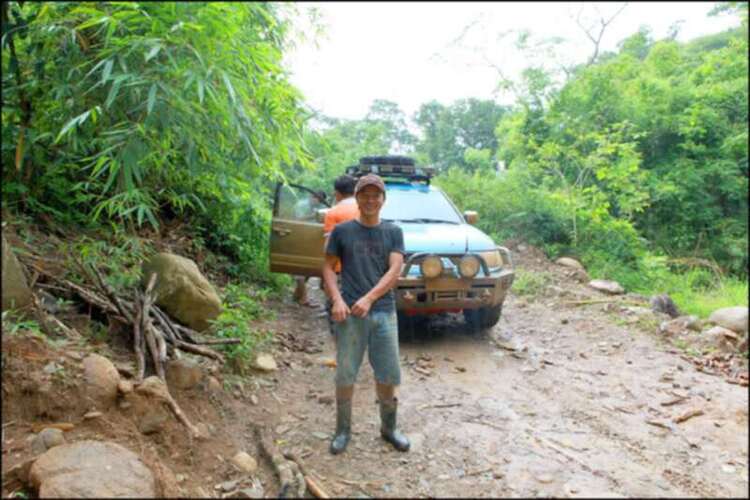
{"left": 322, "top": 173, "right": 410, "bottom": 455}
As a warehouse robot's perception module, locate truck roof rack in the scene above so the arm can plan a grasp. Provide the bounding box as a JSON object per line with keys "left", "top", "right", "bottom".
{"left": 346, "top": 156, "right": 434, "bottom": 184}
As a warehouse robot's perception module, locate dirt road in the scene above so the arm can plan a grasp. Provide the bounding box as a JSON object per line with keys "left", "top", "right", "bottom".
{"left": 253, "top": 260, "right": 748, "bottom": 498}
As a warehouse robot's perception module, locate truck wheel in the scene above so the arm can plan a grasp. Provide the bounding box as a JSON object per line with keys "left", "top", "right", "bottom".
{"left": 397, "top": 312, "right": 425, "bottom": 341}
{"left": 463, "top": 305, "right": 502, "bottom": 332}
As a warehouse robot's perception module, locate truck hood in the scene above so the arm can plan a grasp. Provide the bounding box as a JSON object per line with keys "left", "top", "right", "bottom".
{"left": 396, "top": 222, "right": 496, "bottom": 255}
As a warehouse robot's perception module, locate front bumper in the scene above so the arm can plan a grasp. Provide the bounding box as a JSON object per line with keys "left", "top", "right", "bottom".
{"left": 395, "top": 250, "right": 515, "bottom": 313}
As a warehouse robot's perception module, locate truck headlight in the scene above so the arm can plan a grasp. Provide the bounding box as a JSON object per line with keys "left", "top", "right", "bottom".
{"left": 458, "top": 255, "right": 481, "bottom": 278}
{"left": 478, "top": 250, "right": 502, "bottom": 269}
{"left": 420, "top": 255, "right": 443, "bottom": 278}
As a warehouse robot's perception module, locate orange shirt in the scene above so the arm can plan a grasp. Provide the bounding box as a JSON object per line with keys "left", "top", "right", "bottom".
{"left": 324, "top": 197, "right": 359, "bottom": 273}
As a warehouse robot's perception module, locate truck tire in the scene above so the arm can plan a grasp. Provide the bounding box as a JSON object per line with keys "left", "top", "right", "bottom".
{"left": 463, "top": 304, "right": 502, "bottom": 332}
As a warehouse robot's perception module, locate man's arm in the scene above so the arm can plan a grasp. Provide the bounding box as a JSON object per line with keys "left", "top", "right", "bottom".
{"left": 323, "top": 254, "right": 350, "bottom": 322}
{"left": 351, "top": 251, "right": 403, "bottom": 318}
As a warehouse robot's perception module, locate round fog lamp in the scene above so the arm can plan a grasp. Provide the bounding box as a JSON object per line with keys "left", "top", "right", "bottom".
{"left": 459, "top": 255, "right": 481, "bottom": 278}
{"left": 420, "top": 255, "right": 443, "bottom": 278}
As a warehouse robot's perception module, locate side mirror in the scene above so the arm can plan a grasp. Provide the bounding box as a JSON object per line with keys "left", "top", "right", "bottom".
{"left": 464, "top": 210, "right": 479, "bottom": 225}
{"left": 316, "top": 208, "right": 329, "bottom": 223}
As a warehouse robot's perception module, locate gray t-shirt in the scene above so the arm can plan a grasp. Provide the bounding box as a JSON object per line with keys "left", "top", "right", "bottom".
{"left": 326, "top": 219, "right": 405, "bottom": 312}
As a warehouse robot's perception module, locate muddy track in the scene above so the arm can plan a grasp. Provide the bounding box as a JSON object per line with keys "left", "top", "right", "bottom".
{"left": 247, "top": 258, "right": 748, "bottom": 498}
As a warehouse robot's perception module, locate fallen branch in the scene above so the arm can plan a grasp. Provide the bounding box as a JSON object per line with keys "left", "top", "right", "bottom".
{"left": 417, "top": 402, "right": 461, "bottom": 411}
{"left": 191, "top": 338, "right": 241, "bottom": 345}
{"left": 562, "top": 298, "right": 644, "bottom": 307}
{"left": 283, "top": 451, "right": 330, "bottom": 499}
{"left": 256, "top": 425, "right": 306, "bottom": 498}
{"left": 136, "top": 376, "right": 203, "bottom": 439}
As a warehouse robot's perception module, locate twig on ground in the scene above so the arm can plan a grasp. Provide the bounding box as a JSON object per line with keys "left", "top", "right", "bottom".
{"left": 283, "top": 451, "right": 330, "bottom": 499}
{"left": 673, "top": 408, "right": 704, "bottom": 424}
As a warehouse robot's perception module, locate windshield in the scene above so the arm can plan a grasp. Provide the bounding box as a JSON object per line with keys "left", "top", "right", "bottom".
{"left": 381, "top": 185, "right": 463, "bottom": 224}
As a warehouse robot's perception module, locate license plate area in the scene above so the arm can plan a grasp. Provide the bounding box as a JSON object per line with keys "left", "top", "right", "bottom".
{"left": 425, "top": 278, "right": 471, "bottom": 291}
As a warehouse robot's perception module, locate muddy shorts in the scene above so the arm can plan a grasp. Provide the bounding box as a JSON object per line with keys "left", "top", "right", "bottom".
{"left": 334, "top": 309, "right": 401, "bottom": 387}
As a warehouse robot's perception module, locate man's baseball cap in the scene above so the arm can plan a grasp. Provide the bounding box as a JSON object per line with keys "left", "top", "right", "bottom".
{"left": 354, "top": 174, "right": 386, "bottom": 195}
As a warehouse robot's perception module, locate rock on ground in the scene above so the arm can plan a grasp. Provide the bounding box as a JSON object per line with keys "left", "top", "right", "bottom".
{"left": 2, "top": 233, "right": 33, "bottom": 311}
{"left": 83, "top": 354, "right": 120, "bottom": 409}
{"left": 708, "top": 306, "right": 748, "bottom": 333}
{"left": 253, "top": 353, "right": 278, "bottom": 372}
{"left": 231, "top": 452, "right": 258, "bottom": 473}
{"left": 588, "top": 279, "right": 625, "bottom": 295}
{"left": 703, "top": 326, "right": 741, "bottom": 352}
{"left": 31, "top": 428, "right": 66, "bottom": 455}
{"left": 555, "top": 257, "right": 585, "bottom": 270}
{"left": 141, "top": 252, "right": 222, "bottom": 331}
{"left": 166, "top": 358, "right": 204, "bottom": 390}
{"left": 29, "top": 440, "right": 155, "bottom": 498}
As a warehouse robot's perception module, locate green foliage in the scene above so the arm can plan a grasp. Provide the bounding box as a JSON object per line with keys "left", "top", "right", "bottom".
{"left": 2, "top": 310, "right": 44, "bottom": 339}
{"left": 414, "top": 98, "right": 508, "bottom": 172}
{"left": 497, "top": 21, "right": 748, "bottom": 276}
{"left": 65, "top": 230, "right": 154, "bottom": 291}
{"left": 511, "top": 269, "right": 552, "bottom": 297}
{"left": 2, "top": 1, "right": 311, "bottom": 276}
{"left": 210, "top": 282, "right": 274, "bottom": 374}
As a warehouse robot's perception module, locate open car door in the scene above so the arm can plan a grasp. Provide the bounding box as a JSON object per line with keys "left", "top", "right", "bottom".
{"left": 269, "top": 183, "right": 330, "bottom": 277}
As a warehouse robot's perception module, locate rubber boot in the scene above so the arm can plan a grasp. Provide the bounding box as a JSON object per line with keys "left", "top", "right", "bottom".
{"left": 330, "top": 398, "right": 351, "bottom": 454}
{"left": 379, "top": 397, "right": 410, "bottom": 452}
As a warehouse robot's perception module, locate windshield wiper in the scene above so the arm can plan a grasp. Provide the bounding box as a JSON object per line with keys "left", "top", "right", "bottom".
{"left": 394, "top": 218, "right": 460, "bottom": 224}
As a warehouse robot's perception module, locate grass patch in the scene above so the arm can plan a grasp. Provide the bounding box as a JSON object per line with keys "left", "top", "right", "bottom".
{"left": 1, "top": 311, "right": 46, "bottom": 341}
{"left": 512, "top": 269, "right": 552, "bottom": 297}
{"left": 210, "top": 282, "right": 275, "bottom": 374}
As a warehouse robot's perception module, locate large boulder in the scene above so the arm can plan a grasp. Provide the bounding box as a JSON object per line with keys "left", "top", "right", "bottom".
{"left": 141, "top": 253, "right": 222, "bottom": 332}
{"left": 2, "top": 234, "right": 33, "bottom": 311}
{"left": 83, "top": 354, "right": 120, "bottom": 409}
{"left": 29, "top": 440, "right": 155, "bottom": 498}
{"left": 708, "top": 306, "right": 748, "bottom": 333}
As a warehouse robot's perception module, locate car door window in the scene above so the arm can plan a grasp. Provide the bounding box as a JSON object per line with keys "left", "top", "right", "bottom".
{"left": 276, "top": 185, "right": 327, "bottom": 221}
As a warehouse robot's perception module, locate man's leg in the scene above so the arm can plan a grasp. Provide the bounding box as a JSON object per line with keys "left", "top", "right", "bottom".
{"left": 293, "top": 276, "right": 307, "bottom": 304}
{"left": 330, "top": 315, "right": 367, "bottom": 454}
{"left": 368, "top": 310, "right": 410, "bottom": 452}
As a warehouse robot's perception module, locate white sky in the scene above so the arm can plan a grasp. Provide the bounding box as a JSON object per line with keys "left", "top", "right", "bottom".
{"left": 282, "top": 2, "right": 740, "bottom": 121}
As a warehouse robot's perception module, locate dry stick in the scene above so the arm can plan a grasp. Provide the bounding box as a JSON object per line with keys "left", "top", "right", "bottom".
{"left": 172, "top": 323, "right": 198, "bottom": 343}
{"left": 283, "top": 451, "right": 330, "bottom": 499}
{"left": 136, "top": 377, "right": 202, "bottom": 439}
{"left": 133, "top": 299, "right": 146, "bottom": 383}
{"left": 673, "top": 408, "right": 704, "bottom": 424}
{"left": 153, "top": 307, "right": 183, "bottom": 342}
{"left": 191, "top": 338, "right": 241, "bottom": 345}
{"left": 141, "top": 274, "right": 164, "bottom": 380}
{"left": 562, "top": 298, "right": 645, "bottom": 307}
{"left": 173, "top": 339, "right": 225, "bottom": 363}
{"left": 86, "top": 261, "right": 133, "bottom": 323}
{"left": 256, "top": 426, "right": 306, "bottom": 498}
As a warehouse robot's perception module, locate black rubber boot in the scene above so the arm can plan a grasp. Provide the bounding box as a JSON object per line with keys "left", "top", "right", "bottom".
{"left": 330, "top": 398, "right": 352, "bottom": 454}
{"left": 379, "top": 397, "right": 410, "bottom": 452}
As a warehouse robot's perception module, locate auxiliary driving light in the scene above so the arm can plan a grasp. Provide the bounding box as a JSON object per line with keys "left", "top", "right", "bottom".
{"left": 458, "top": 255, "right": 481, "bottom": 278}
{"left": 420, "top": 255, "right": 443, "bottom": 278}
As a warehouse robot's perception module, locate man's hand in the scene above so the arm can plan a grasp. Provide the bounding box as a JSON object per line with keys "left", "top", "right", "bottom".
{"left": 331, "top": 298, "right": 351, "bottom": 323}
{"left": 351, "top": 295, "right": 373, "bottom": 318}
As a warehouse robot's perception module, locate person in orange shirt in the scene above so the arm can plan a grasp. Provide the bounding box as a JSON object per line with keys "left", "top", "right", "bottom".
{"left": 323, "top": 175, "right": 359, "bottom": 335}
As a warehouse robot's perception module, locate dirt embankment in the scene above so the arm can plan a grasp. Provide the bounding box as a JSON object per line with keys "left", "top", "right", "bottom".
{"left": 2, "top": 237, "right": 748, "bottom": 498}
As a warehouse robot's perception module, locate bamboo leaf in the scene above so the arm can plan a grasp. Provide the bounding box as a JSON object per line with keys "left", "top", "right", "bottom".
{"left": 197, "top": 79, "right": 205, "bottom": 104}
{"left": 222, "top": 71, "right": 236, "bottom": 103}
{"left": 145, "top": 44, "right": 161, "bottom": 62}
{"left": 101, "top": 59, "right": 114, "bottom": 83}
{"left": 147, "top": 84, "right": 157, "bottom": 114}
